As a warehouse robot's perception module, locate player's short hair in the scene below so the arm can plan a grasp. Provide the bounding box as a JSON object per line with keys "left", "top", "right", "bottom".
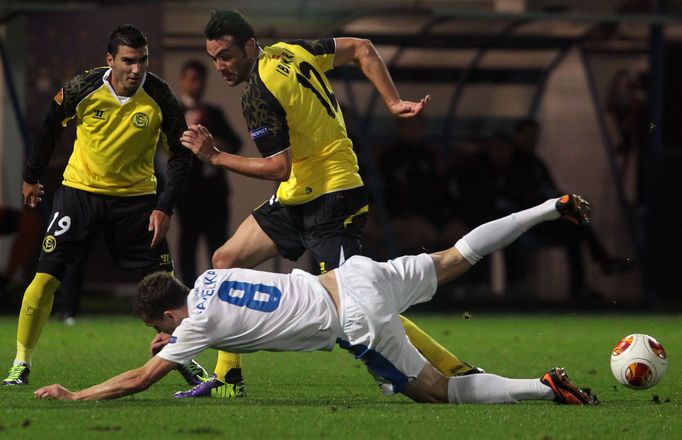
{"left": 181, "top": 59, "right": 208, "bottom": 79}
{"left": 107, "top": 24, "right": 148, "bottom": 56}
{"left": 204, "top": 10, "right": 255, "bottom": 49}
{"left": 134, "top": 272, "right": 189, "bottom": 320}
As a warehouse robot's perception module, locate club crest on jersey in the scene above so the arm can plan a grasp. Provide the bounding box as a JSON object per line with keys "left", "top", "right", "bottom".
{"left": 42, "top": 235, "right": 57, "bottom": 253}
{"left": 250, "top": 126, "right": 268, "bottom": 139}
{"left": 132, "top": 112, "right": 149, "bottom": 128}
{"left": 169, "top": 336, "right": 177, "bottom": 344}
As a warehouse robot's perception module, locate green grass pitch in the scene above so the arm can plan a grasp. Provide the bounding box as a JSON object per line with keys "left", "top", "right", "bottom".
{"left": 1, "top": 313, "right": 679, "bottom": 439}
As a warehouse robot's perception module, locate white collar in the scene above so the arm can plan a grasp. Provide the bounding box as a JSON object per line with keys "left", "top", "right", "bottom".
{"left": 102, "top": 68, "right": 146, "bottom": 104}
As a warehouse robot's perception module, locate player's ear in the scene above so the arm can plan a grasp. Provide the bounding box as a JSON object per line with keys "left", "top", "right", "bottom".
{"left": 106, "top": 53, "right": 114, "bottom": 67}
{"left": 244, "top": 38, "right": 257, "bottom": 57}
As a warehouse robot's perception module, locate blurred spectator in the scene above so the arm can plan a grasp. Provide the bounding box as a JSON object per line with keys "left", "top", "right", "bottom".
{"left": 605, "top": 68, "right": 648, "bottom": 203}
{"left": 176, "top": 60, "right": 242, "bottom": 285}
{"left": 375, "top": 115, "right": 465, "bottom": 256}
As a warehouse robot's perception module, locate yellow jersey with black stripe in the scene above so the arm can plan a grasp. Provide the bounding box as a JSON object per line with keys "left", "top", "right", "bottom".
{"left": 24, "top": 67, "right": 191, "bottom": 214}
{"left": 242, "top": 39, "right": 363, "bottom": 205}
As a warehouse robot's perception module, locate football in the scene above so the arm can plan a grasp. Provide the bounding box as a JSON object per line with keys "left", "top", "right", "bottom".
{"left": 610, "top": 334, "right": 668, "bottom": 389}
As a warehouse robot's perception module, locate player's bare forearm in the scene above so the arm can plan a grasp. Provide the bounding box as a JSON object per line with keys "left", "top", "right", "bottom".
{"left": 35, "top": 357, "right": 177, "bottom": 401}
{"left": 334, "top": 37, "right": 429, "bottom": 117}
{"left": 210, "top": 150, "right": 291, "bottom": 181}
{"left": 182, "top": 124, "right": 290, "bottom": 181}
{"left": 429, "top": 247, "right": 472, "bottom": 286}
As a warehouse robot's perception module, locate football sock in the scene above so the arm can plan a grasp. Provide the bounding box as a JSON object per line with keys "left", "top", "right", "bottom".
{"left": 15, "top": 273, "right": 61, "bottom": 367}
{"left": 214, "top": 351, "right": 242, "bottom": 383}
{"left": 399, "top": 315, "right": 473, "bottom": 376}
{"left": 447, "top": 374, "right": 555, "bottom": 404}
{"left": 455, "top": 198, "right": 560, "bottom": 265}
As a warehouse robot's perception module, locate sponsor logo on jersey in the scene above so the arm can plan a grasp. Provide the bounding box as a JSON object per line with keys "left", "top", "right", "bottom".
{"left": 42, "top": 235, "right": 57, "bottom": 253}
{"left": 132, "top": 112, "right": 150, "bottom": 128}
{"left": 54, "top": 88, "right": 64, "bottom": 105}
{"left": 250, "top": 126, "right": 269, "bottom": 139}
{"left": 169, "top": 336, "right": 177, "bottom": 344}
{"left": 93, "top": 109, "right": 106, "bottom": 120}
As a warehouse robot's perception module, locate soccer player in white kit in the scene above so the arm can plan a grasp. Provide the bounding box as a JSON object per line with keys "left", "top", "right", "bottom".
{"left": 35, "top": 195, "right": 598, "bottom": 405}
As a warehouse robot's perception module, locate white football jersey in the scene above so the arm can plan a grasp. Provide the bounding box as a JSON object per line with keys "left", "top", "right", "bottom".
{"left": 157, "top": 268, "right": 341, "bottom": 365}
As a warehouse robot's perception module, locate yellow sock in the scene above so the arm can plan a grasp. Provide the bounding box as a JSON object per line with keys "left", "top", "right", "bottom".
{"left": 214, "top": 351, "right": 241, "bottom": 383}
{"left": 15, "top": 273, "right": 61, "bottom": 366}
{"left": 399, "top": 315, "right": 473, "bottom": 376}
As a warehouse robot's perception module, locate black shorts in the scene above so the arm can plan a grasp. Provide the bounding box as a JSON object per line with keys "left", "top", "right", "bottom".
{"left": 252, "top": 186, "right": 368, "bottom": 273}
{"left": 37, "top": 186, "right": 173, "bottom": 280}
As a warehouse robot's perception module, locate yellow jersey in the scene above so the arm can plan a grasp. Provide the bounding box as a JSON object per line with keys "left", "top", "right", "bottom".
{"left": 24, "top": 67, "right": 191, "bottom": 214}
{"left": 242, "top": 39, "right": 363, "bottom": 205}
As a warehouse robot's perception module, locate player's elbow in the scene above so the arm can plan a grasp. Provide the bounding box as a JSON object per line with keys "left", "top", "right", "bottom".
{"left": 272, "top": 166, "right": 290, "bottom": 182}
{"left": 355, "top": 39, "right": 377, "bottom": 62}
{"left": 267, "top": 153, "right": 291, "bottom": 181}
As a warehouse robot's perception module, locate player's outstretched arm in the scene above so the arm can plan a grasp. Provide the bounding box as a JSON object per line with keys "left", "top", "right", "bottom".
{"left": 34, "top": 356, "right": 178, "bottom": 401}
{"left": 333, "top": 37, "right": 430, "bottom": 118}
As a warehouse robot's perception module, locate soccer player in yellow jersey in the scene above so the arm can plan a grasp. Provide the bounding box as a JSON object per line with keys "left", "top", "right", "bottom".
{"left": 178, "top": 10, "right": 480, "bottom": 398}
{"left": 2, "top": 25, "right": 207, "bottom": 388}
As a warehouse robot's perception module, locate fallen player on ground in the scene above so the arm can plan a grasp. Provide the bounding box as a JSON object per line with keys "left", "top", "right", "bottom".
{"left": 35, "top": 195, "right": 598, "bottom": 405}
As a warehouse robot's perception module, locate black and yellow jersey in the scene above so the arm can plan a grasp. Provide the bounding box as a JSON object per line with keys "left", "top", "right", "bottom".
{"left": 242, "top": 38, "right": 363, "bottom": 205}
{"left": 23, "top": 67, "right": 191, "bottom": 215}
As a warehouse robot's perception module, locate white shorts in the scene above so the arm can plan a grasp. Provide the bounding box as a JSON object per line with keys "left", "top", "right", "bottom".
{"left": 334, "top": 253, "right": 438, "bottom": 394}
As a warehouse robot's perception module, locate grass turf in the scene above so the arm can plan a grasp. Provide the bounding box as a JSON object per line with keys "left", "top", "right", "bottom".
{"left": 0, "top": 313, "right": 679, "bottom": 439}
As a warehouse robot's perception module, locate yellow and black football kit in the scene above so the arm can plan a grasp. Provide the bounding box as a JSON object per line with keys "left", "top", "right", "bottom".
{"left": 244, "top": 39, "right": 368, "bottom": 270}
{"left": 23, "top": 67, "right": 191, "bottom": 279}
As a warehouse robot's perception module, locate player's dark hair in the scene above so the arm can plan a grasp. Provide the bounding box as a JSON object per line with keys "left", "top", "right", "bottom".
{"left": 107, "top": 24, "right": 148, "bottom": 56}
{"left": 134, "top": 272, "right": 189, "bottom": 320}
{"left": 181, "top": 59, "right": 208, "bottom": 79}
{"left": 204, "top": 10, "right": 255, "bottom": 49}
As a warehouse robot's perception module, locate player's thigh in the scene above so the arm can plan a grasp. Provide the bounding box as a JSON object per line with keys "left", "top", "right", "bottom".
{"left": 302, "top": 187, "right": 369, "bottom": 272}
{"left": 247, "top": 197, "right": 307, "bottom": 263}
{"left": 338, "top": 306, "right": 428, "bottom": 396}
{"left": 213, "top": 214, "right": 280, "bottom": 268}
{"left": 36, "top": 186, "right": 102, "bottom": 280}
{"left": 341, "top": 253, "right": 438, "bottom": 313}
{"left": 105, "top": 195, "right": 173, "bottom": 275}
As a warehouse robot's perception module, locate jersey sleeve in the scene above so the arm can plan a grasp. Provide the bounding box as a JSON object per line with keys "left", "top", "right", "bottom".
{"left": 156, "top": 319, "right": 213, "bottom": 365}
{"left": 144, "top": 74, "right": 193, "bottom": 215}
{"left": 286, "top": 39, "right": 336, "bottom": 72}
{"left": 241, "top": 69, "right": 290, "bottom": 158}
{"left": 23, "top": 71, "right": 91, "bottom": 183}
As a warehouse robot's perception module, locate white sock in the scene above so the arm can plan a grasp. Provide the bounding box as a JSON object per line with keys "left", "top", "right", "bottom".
{"left": 455, "top": 198, "right": 560, "bottom": 265}
{"left": 447, "top": 374, "right": 555, "bottom": 404}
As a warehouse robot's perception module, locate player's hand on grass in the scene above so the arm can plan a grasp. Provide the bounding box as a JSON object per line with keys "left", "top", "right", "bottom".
{"left": 34, "top": 384, "right": 74, "bottom": 400}
{"left": 148, "top": 210, "right": 170, "bottom": 248}
{"left": 22, "top": 181, "right": 44, "bottom": 208}
{"left": 150, "top": 332, "right": 171, "bottom": 356}
{"left": 181, "top": 124, "right": 221, "bottom": 164}
{"left": 388, "top": 95, "right": 431, "bottom": 118}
